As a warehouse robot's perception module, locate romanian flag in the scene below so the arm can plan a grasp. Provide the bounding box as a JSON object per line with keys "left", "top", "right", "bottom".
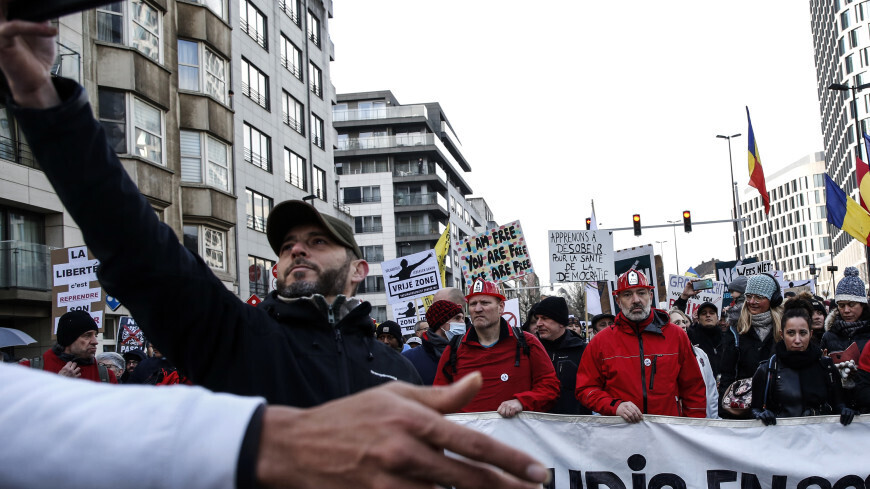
{"left": 746, "top": 107, "right": 770, "bottom": 214}
{"left": 825, "top": 174, "right": 870, "bottom": 246}
{"left": 859, "top": 132, "right": 870, "bottom": 212}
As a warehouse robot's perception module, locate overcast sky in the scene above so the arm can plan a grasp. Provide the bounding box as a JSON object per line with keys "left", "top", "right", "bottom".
{"left": 330, "top": 1, "right": 824, "bottom": 283}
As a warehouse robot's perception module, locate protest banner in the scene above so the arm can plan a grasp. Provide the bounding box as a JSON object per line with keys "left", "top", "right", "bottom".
{"left": 116, "top": 316, "right": 145, "bottom": 354}
{"left": 715, "top": 257, "right": 759, "bottom": 285}
{"left": 548, "top": 230, "right": 615, "bottom": 283}
{"left": 456, "top": 220, "right": 533, "bottom": 286}
{"left": 382, "top": 250, "right": 441, "bottom": 304}
{"left": 51, "top": 246, "right": 104, "bottom": 335}
{"left": 503, "top": 298, "right": 520, "bottom": 329}
{"left": 607, "top": 245, "right": 658, "bottom": 314}
{"left": 390, "top": 297, "right": 429, "bottom": 336}
{"left": 451, "top": 413, "right": 870, "bottom": 489}
{"left": 666, "top": 274, "right": 726, "bottom": 316}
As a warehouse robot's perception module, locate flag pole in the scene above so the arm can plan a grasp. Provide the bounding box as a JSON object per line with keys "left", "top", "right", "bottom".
{"left": 764, "top": 212, "right": 780, "bottom": 271}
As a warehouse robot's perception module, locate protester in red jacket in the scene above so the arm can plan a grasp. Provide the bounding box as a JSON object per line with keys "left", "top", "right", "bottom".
{"left": 42, "top": 311, "right": 117, "bottom": 384}
{"left": 576, "top": 269, "right": 704, "bottom": 422}
{"left": 433, "top": 279, "right": 560, "bottom": 417}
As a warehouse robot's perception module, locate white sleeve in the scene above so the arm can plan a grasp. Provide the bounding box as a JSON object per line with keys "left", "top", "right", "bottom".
{"left": 0, "top": 362, "right": 265, "bottom": 489}
{"left": 692, "top": 346, "right": 720, "bottom": 419}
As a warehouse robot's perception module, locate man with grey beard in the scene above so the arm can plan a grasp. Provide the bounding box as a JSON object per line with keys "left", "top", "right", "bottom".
{"left": 575, "top": 269, "right": 706, "bottom": 422}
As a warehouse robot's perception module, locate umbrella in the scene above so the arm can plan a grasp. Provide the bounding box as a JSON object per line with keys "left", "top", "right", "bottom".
{"left": 0, "top": 327, "right": 37, "bottom": 348}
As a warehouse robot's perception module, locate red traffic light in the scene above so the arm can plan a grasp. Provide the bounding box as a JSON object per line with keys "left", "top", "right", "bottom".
{"left": 585, "top": 218, "right": 592, "bottom": 230}
{"left": 632, "top": 214, "right": 641, "bottom": 236}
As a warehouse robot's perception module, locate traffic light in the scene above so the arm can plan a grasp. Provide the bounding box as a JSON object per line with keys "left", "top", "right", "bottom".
{"left": 585, "top": 217, "right": 592, "bottom": 230}
{"left": 683, "top": 210, "right": 692, "bottom": 233}
{"left": 632, "top": 214, "right": 641, "bottom": 236}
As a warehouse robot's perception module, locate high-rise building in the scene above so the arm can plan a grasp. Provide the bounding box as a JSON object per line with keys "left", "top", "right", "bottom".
{"left": 333, "top": 91, "right": 493, "bottom": 321}
{"left": 810, "top": 0, "right": 870, "bottom": 285}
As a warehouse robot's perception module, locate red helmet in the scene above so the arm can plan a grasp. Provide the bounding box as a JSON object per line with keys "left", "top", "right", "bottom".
{"left": 465, "top": 278, "right": 506, "bottom": 301}
{"left": 612, "top": 269, "right": 654, "bottom": 296}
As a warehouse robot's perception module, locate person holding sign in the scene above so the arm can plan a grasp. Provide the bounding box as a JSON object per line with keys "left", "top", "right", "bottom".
{"left": 433, "top": 279, "right": 560, "bottom": 417}
{"left": 575, "top": 269, "right": 706, "bottom": 422}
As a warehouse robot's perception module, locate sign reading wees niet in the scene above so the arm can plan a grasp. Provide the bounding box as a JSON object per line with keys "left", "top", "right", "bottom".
{"left": 51, "top": 246, "right": 104, "bottom": 335}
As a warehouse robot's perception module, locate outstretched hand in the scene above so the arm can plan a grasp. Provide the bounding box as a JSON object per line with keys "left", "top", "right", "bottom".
{"left": 0, "top": 3, "right": 60, "bottom": 108}
{"left": 257, "top": 373, "right": 549, "bottom": 489}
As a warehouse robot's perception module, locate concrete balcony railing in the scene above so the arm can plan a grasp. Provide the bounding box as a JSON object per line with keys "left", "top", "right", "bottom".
{"left": 0, "top": 241, "right": 52, "bottom": 291}
{"left": 333, "top": 104, "right": 428, "bottom": 122}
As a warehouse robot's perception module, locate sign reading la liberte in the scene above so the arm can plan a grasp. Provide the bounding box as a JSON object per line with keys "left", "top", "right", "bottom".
{"left": 51, "top": 246, "right": 104, "bottom": 336}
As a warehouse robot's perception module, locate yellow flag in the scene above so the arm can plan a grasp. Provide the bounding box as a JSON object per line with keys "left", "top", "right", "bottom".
{"left": 435, "top": 223, "right": 450, "bottom": 286}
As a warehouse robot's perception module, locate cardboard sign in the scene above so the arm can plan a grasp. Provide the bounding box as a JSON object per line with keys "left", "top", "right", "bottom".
{"left": 382, "top": 250, "right": 441, "bottom": 304}
{"left": 391, "top": 297, "right": 429, "bottom": 336}
{"left": 457, "top": 220, "right": 533, "bottom": 286}
{"left": 117, "top": 316, "right": 145, "bottom": 354}
{"left": 715, "top": 257, "right": 759, "bottom": 285}
{"left": 666, "top": 275, "right": 726, "bottom": 317}
{"left": 548, "top": 230, "right": 615, "bottom": 283}
{"left": 503, "top": 298, "right": 520, "bottom": 329}
{"left": 51, "top": 246, "right": 104, "bottom": 335}
{"left": 607, "top": 245, "right": 659, "bottom": 315}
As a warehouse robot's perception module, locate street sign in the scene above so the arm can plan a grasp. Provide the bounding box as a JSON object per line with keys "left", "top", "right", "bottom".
{"left": 246, "top": 294, "right": 262, "bottom": 306}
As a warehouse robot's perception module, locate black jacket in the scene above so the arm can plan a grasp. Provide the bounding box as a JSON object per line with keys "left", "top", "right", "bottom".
{"left": 751, "top": 343, "right": 844, "bottom": 418}
{"left": 686, "top": 323, "right": 729, "bottom": 379}
{"left": 821, "top": 310, "right": 870, "bottom": 354}
{"left": 719, "top": 325, "right": 776, "bottom": 398}
{"left": 13, "top": 78, "right": 420, "bottom": 406}
{"left": 540, "top": 330, "right": 591, "bottom": 415}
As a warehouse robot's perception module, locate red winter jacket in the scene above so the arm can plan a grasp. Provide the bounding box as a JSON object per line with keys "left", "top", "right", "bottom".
{"left": 575, "top": 309, "right": 705, "bottom": 418}
{"left": 42, "top": 347, "right": 117, "bottom": 384}
{"left": 433, "top": 319, "right": 560, "bottom": 413}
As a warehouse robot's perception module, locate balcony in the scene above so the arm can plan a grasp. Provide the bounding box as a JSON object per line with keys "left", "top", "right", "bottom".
{"left": 333, "top": 104, "right": 427, "bottom": 123}
{"left": 0, "top": 135, "right": 37, "bottom": 169}
{"left": 440, "top": 121, "right": 462, "bottom": 151}
{"left": 396, "top": 222, "right": 443, "bottom": 239}
{"left": 0, "top": 241, "right": 51, "bottom": 291}
{"left": 394, "top": 193, "right": 448, "bottom": 216}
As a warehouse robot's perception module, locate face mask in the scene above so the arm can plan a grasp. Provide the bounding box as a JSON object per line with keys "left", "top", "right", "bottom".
{"left": 446, "top": 322, "right": 466, "bottom": 339}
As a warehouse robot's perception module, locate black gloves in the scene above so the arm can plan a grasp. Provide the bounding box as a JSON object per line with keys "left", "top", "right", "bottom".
{"left": 753, "top": 409, "right": 777, "bottom": 426}
{"left": 838, "top": 406, "right": 858, "bottom": 426}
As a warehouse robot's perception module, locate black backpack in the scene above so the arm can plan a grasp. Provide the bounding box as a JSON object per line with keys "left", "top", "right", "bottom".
{"left": 441, "top": 325, "right": 530, "bottom": 383}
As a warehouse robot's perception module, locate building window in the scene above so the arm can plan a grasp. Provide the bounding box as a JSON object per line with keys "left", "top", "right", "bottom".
{"left": 0, "top": 104, "right": 35, "bottom": 168}
{"left": 240, "top": 0, "right": 267, "bottom": 49}
{"left": 313, "top": 166, "right": 326, "bottom": 200}
{"left": 241, "top": 58, "right": 269, "bottom": 110}
{"left": 342, "top": 186, "right": 380, "bottom": 204}
{"left": 246, "top": 188, "right": 272, "bottom": 232}
{"left": 98, "top": 89, "right": 164, "bottom": 165}
{"left": 284, "top": 148, "right": 307, "bottom": 190}
{"left": 337, "top": 160, "right": 389, "bottom": 175}
{"left": 279, "top": 0, "right": 301, "bottom": 25}
{"left": 354, "top": 216, "right": 382, "bottom": 233}
{"left": 183, "top": 225, "right": 227, "bottom": 271}
{"left": 280, "top": 35, "right": 303, "bottom": 81}
{"left": 248, "top": 255, "right": 274, "bottom": 297}
{"left": 308, "top": 61, "right": 322, "bottom": 98}
{"left": 311, "top": 113, "right": 324, "bottom": 149}
{"left": 371, "top": 306, "right": 387, "bottom": 323}
{"left": 243, "top": 123, "right": 271, "bottom": 172}
{"left": 282, "top": 91, "right": 304, "bottom": 134}
{"left": 180, "top": 131, "right": 230, "bottom": 191}
{"left": 178, "top": 40, "right": 228, "bottom": 104}
{"left": 307, "top": 11, "right": 320, "bottom": 47}
{"left": 97, "top": 1, "right": 162, "bottom": 62}
{"left": 360, "top": 245, "right": 384, "bottom": 262}
{"left": 357, "top": 276, "right": 385, "bottom": 294}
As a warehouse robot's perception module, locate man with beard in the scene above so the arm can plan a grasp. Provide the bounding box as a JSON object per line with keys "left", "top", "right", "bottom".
{"left": 41, "top": 311, "right": 117, "bottom": 384}
{"left": 575, "top": 269, "right": 705, "bottom": 422}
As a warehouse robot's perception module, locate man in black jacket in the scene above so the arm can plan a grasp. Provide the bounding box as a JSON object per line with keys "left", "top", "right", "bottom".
{"left": 673, "top": 286, "right": 729, "bottom": 380}
{"left": 534, "top": 296, "right": 591, "bottom": 414}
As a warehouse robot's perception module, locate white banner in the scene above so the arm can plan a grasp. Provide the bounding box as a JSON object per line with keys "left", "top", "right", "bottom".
{"left": 450, "top": 413, "right": 870, "bottom": 488}
{"left": 382, "top": 250, "right": 441, "bottom": 304}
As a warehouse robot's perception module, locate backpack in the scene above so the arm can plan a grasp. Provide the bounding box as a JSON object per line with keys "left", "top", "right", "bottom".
{"left": 441, "top": 325, "right": 530, "bottom": 383}
{"left": 29, "top": 356, "right": 110, "bottom": 383}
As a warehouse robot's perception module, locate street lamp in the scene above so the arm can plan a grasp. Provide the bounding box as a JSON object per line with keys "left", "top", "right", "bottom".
{"left": 828, "top": 82, "right": 870, "bottom": 281}
{"left": 666, "top": 220, "right": 681, "bottom": 274}
{"left": 655, "top": 240, "right": 669, "bottom": 258}
{"left": 716, "top": 133, "right": 743, "bottom": 260}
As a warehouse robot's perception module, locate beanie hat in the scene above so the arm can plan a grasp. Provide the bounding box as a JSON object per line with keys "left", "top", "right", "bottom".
{"left": 375, "top": 321, "right": 404, "bottom": 345}
{"left": 56, "top": 311, "right": 98, "bottom": 347}
{"left": 697, "top": 301, "right": 718, "bottom": 315}
{"left": 426, "top": 300, "right": 463, "bottom": 330}
{"left": 745, "top": 274, "right": 778, "bottom": 300}
{"left": 534, "top": 296, "right": 569, "bottom": 326}
{"left": 835, "top": 267, "right": 868, "bottom": 304}
{"left": 728, "top": 276, "right": 748, "bottom": 294}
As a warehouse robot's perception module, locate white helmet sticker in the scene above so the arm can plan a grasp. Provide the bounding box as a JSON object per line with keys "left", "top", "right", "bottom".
{"left": 473, "top": 280, "right": 484, "bottom": 293}
{"left": 628, "top": 271, "right": 639, "bottom": 285}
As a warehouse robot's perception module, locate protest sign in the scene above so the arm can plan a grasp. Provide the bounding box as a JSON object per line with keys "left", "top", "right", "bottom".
{"left": 502, "top": 298, "right": 520, "bottom": 329}
{"left": 456, "top": 220, "right": 533, "bottom": 286}
{"left": 607, "top": 245, "right": 658, "bottom": 314}
{"left": 666, "top": 275, "right": 726, "bottom": 316}
{"left": 451, "top": 413, "right": 870, "bottom": 489}
{"left": 715, "top": 257, "right": 759, "bottom": 285}
{"left": 382, "top": 250, "right": 441, "bottom": 304}
{"left": 116, "top": 316, "right": 145, "bottom": 354}
{"left": 390, "top": 297, "right": 429, "bottom": 336}
{"left": 548, "top": 230, "right": 614, "bottom": 283}
{"left": 51, "top": 246, "right": 104, "bottom": 335}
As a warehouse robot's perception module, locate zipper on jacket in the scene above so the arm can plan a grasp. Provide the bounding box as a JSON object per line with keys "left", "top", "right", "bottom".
{"left": 637, "top": 331, "right": 648, "bottom": 413}
{"left": 648, "top": 355, "right": 658, "bottom": 391}
{"left": 331, "top": 304, "right": 350, "bottom": 395}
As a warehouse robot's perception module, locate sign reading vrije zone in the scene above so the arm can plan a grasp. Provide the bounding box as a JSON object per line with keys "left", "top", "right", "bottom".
{"left": 382, "top": 250, "right": 441, "bottom": 304}
{"left": 51, "top": 246, "right": 104, "bottom": 336}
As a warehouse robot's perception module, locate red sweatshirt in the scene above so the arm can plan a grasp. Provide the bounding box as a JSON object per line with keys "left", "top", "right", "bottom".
{"left": 42, "top": 348, "right": 117, "bottom": 383}
{"left": 433, "top": 320, "right": 560, "bottom": 413}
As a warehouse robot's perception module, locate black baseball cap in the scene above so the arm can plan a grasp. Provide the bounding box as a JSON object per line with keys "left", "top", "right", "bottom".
{"left": 266, "top": 200, "right": 362, "bottom": 258}
{"left": 697, "top": 301, "right": 718, "bottom": 315}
